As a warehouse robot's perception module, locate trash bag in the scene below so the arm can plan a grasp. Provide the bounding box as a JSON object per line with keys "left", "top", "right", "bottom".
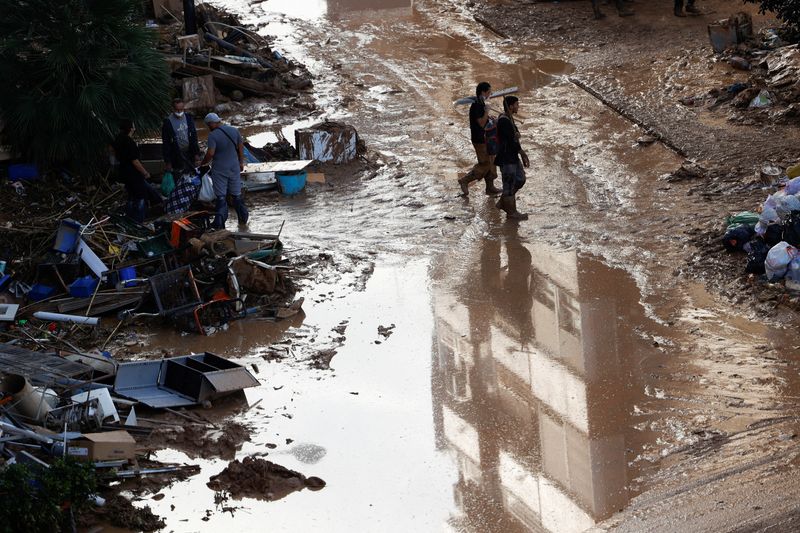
{"left": 161, "top": 171, "right": 175, "bottom": 197}
{"left": 749, "top": 89, "right": 772, "bottom": 108}
{"left": 198, "top": 172, "right": 215, "bottom": 203}
{"left": 786, "top": 176, "right": 800, "bottom": 195}
{"left": 765, "top": 241, "right": 797, "bottom": 281}
{"left": 787, "top": 257, "right": 800, "bottom": 291}
{"left": 764, "top": 223, "right": 784, "bottom": 247}
{"left": 759, "top": 206, "right": 780, "bottom": 226}
{"left": 774, "top": 194, "right": 800, "bottom": 218}
{"left": 745, "top": 237, "right": 769, "bottom": 274}
{"left": 783, "top": 210, "right": 800, "bottom": 246}
{"left": 725, "top": 211, "right": 759, "bottom": 228}
{"left": 722, "top": 225, "right": 755, "bottom": 252}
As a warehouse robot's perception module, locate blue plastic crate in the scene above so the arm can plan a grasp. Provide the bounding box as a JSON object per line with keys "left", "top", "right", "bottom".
{"left": 8, "top": 164, "right": 39, "bottom": 182}
{"left": 28, "top": 284, "right": 56, "bottom": 302}
{"left": 69, "top": 276, "right": 98, "bottom": 298}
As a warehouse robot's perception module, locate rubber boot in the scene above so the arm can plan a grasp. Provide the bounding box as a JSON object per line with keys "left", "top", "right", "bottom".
{"left": 496, "top": 196, "right": 504, "bottom": 210}
{"left": 685, "top": 3, "right": 700, "bottom": 14}
{"left": 458, "top": 174, "right": 471, "bottom": 196}
{"left": 484, "top": 177, "right": 501, "bottom": 196}
{"left": 505, "top": 196, "right": 528, "bottom": 220}
{"left": 213, "top": 196, "right": 229, "bottom": 229}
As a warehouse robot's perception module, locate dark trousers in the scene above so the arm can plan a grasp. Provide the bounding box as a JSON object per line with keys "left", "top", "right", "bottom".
{"left": 592, "top": 0, "right": 625, "bottom": 13}
{"left": 675, "top": 0, "right": 695, "bottom": 9}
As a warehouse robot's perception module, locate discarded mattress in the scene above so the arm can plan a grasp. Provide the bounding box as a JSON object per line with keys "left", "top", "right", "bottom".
{"left": 112, "top": 352, "right": 259, "bottom": 408}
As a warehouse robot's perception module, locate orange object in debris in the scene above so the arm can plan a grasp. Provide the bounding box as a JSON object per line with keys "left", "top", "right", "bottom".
{"left": 170, "top": 218, "right": 202, "bottom": 248}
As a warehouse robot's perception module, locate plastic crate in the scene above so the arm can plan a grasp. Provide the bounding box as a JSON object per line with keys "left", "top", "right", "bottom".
{"left": 69, "top": 276, "right": 98, "bottom": 298}
{"left": 148, "top": 266, "right": 201, "bottom": 315}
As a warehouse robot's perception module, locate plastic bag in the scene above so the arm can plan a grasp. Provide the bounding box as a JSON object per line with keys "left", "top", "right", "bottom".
{"left": 772, "top": 194, "right": 800, "bottom": 218}
{"left": 161, "top": 171, "right": 175, "bottom": 197}
{"left": 765, "top": 241, "right": 797, "bottom": 281}
{"left": 749, "top": 89, "right": 772, "bottom": 108}
{"left": 787, "top": 257, "right": 800, "bottom": 291}
{"left": 725, "top": 211, "right": 759, "bottom": 229}
{"left": 198, "top": 172, "right": 215, "bottom": 202}
{"left": 759, "top": 206, "right": 780, "bottom": 226}
{"left": 786, "top": 176, "right": 800, "bottom": 195}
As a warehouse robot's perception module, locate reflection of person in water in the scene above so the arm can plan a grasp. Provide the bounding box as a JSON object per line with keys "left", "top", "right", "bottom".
{"left": 501, "top": 225, "right": 534, "bottom": 348}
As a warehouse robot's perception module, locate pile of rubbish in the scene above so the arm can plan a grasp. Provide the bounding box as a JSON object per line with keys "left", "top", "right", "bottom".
{"left": 151, "top": 2, "right": 312, "bottom": 112}
{"left": 721, "top": 162, "right": 800, "bottom": 288}
{"left": 693, "top": 16, "right": 800, "bottom": 122}
{"left": 0, "top": 210, "right": 303, "bottom": 336}
{"left": 0, "top": 202, "right": 310, "bottom": 526}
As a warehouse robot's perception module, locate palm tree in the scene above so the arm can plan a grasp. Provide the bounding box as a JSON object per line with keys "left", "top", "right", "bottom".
{"left": 0, "top": 0, "right": 171, "bottom": 174}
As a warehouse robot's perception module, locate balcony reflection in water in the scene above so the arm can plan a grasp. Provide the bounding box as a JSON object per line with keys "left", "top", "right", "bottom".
{"left": 433, "top": 233, "right": 659, "bottom": 533}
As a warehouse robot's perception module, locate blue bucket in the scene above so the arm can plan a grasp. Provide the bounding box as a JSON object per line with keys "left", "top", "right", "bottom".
{"left": 277, "top": 171, "right": 307, "bottom": 196}
{"left": 119, "top": 266, "right": 137, "bottom": 287}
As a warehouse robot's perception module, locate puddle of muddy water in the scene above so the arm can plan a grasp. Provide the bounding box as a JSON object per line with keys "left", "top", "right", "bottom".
{"left": 431, "top": 225, "right": 673, "bottom": 532}
{"left": 140, "top": 259, "right": 459, "bottom": 531}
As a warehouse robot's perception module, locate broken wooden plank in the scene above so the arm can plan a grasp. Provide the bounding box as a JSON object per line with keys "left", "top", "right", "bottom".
{"left": 167, "top": 58, "right": 290, "bottom": 96}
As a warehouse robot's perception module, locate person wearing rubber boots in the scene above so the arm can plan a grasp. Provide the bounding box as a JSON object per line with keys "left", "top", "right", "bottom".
{"left": 200, "top": 113, "right": 249, "bottom": 229}
{"left": 458, "top": 81, "right": 501, "bottom": 197}
{"left": 494, "top": 96, "right": 528, "bottom": 220}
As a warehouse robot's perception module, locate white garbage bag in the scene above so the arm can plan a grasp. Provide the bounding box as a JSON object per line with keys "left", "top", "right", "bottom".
{"left": 198, "top": 172, "right": 215, "bottom": 203}
{"left": 765, "top": 241, "right": 797, "bottom": 281}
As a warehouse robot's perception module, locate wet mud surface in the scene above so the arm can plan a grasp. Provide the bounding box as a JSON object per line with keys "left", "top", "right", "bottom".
{"left": 105, "top": 0, "right": 800, "bottom": 531}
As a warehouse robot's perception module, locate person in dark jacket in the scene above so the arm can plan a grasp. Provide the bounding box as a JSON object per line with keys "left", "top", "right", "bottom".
{"left": 112, "top": 119, "right": 162, "bottom": 222}
{"left": 494, "top": 96, "right": 528, "bottom": 220}
{"left": 162, "top": 98, "right": 200, "bottom": 176}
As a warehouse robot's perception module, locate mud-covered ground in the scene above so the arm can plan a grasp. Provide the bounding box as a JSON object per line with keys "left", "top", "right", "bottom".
{"left": 93, "top": 0, "right": 800, "bottom": 531}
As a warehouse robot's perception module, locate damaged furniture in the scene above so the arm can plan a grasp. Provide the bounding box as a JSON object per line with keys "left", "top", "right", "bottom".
{"left": 113, "top": 352, "right": 259, "bottom": 408}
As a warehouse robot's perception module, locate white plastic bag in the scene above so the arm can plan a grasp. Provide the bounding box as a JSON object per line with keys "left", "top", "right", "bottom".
{"left": 765, "top": 241, "right": 797, "bottom": 281}
{"left": 786, "top": 257, "right": 800, "bottom": 291}
{"left": 786, "top": 176, "right": 800, "bottom": 195}
{"left": 771, "top": 194, "right": 800, "bottom": 218}
{"left": 749, "top": 89, "right": 772, "bottom": 108}
{"left": 198, "top": 172, "right": 215, "bottom": 202}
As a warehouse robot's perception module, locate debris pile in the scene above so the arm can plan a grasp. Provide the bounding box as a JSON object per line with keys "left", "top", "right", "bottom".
{"left": 688, "top": 20, "right": 800, "bottom": 124}
{"left": 720, "top": 163, "right": 800, "bottom": 290}
{"left": 153, "top": 2, "right": 312, "bottom": 112}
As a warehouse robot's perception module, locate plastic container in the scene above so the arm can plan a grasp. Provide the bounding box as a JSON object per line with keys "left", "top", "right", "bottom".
{"left": 28, "top": 283, "right": 55, "bottom": 302}
{"left": 7, "top": 164, "right": 39, "bottom": 182}
{"left": 119, "top": 266, "right": 137, "bottom": 288}
{"left": 278, "top": 171, "right": 307, "bottom": 196}
{"left": 69, "top": 275, "right": 99, "bottom": 298}
{"left": 53, "top": 219, "right": 82, "bottom": 253}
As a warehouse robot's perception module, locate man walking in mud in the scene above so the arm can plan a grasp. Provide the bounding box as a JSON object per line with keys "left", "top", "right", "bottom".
{"left": 458, "top": 81, "right": 502, "bottom": 197}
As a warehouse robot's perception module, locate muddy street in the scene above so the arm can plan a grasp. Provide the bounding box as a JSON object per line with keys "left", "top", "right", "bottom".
{"left": 125, "top": 1, "right": 800, "bottom": 531}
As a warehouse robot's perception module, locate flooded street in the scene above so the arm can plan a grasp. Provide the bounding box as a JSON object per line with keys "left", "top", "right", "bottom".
{"left": 138, "top": 0, "right": 800, "bottom": 531}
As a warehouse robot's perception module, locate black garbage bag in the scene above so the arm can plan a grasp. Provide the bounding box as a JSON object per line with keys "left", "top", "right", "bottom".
{"left": 745, "top": 237, "right": 769, "bottom": 274}
{"left": 722, "top": 225, "right": 755, "bottom": 252}
{"left": 764, "top": 223, "right": 784, "bottom": 247}
{"left": 783, "top": 210, "right": 800, "bottom": 247}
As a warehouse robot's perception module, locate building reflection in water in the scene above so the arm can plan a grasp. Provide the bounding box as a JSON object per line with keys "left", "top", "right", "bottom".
{"left": 433, "top": 229, "right": 656, "bottom": 533}
{"left": 327, "top": 0, "right": 414, "bottom": 19}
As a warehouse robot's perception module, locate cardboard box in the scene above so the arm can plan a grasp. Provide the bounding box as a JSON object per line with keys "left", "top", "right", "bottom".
{"left": 67, "top": 430, "right": 136, "bottom": 462}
